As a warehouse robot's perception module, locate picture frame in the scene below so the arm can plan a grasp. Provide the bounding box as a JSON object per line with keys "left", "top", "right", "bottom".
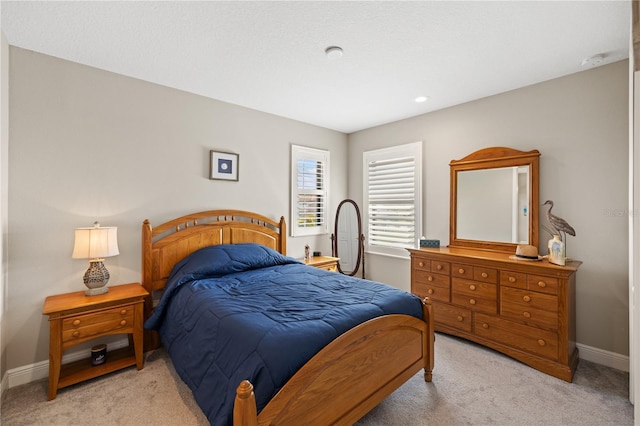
{"left": 209, "top": 150, "right": 239, "bottom": 181}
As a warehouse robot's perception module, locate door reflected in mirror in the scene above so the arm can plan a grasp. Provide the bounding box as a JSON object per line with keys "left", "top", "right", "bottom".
{"left": 332, "top": 199, "right": 365, "bottom": 278}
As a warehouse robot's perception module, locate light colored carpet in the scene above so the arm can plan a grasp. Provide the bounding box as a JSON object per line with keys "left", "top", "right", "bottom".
{"left": 1, "top": 333, "right": 633, "bottom": 425}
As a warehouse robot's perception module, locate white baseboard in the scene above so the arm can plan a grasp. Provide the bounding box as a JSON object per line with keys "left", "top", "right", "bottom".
{"left": 5, "top": 338, "right": 129, "bottom": 389}
{"left": 577, "top": 342, "right": 629, "bottom": 372}
{"left": 2, "top": 339, "right": 630, "bottom": 390}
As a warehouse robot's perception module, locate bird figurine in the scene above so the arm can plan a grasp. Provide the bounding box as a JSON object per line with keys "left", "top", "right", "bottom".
{"left": 542, "top": 200, "right": 576, "bottom": 242}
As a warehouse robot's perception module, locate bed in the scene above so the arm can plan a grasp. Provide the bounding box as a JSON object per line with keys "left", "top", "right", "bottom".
{"left": 141, "top": 209, "right": 434, "bottom": 425}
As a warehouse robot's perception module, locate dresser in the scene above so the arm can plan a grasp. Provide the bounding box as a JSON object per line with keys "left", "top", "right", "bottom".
{"left": 409, "top": 247, "right": 581, "bottom": 382}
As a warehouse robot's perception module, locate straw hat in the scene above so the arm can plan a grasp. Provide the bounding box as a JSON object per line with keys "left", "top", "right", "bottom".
{"left": 509, "top": 244, "right": 542, "bottom": 261}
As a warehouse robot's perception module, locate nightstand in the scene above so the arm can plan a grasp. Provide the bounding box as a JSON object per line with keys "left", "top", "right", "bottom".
{"left": 305, "top": 256, "right": 340, "bottom": 272}
{"left": 42, "top": 283, "right": 149, "bottom": 400}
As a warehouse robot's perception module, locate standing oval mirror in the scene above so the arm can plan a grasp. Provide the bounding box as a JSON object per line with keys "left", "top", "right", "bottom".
{"left": 332, "top": 199, "right": 365, "bottom": 278}
{"left": 450, "top": 147, "right": 540, "bottom": 253}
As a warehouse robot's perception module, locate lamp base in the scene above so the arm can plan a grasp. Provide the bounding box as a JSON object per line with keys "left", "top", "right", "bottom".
{"left": 83, "top": 259, "right": 110, "bottom": 296}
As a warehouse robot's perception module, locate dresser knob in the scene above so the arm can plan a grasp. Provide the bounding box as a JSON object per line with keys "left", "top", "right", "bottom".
{"left": 481, "top": 272, "right": 488, "bottom": 278}
{"left": 538, "top": 339, "right": 546, "bottom": 346}
{"left": 469, "top": 284, "right": 476, "bottom": 291}
{"left": 72, "top": 331, "right": 80, "bottom": 338}
{"left": 419, "top": 261, "right": 425, "bottom": 267}
{"left": 458, "top": 268, "right": 465, "bottom": 274}
{"left": 427, "top": 289, "right": 434, "bottom": 295}
{"left": 120, "top": 309, "right": 127, "bottom": 315}
{"left": 523, "top": 295, "right": 531, "bottom": 302}
{"left": 469, "top": 299, "right": 476, "bottom": 305}
{"left": 457, "top": 315, "right": 464, "bottom": 322}
{"left": 482, "top": 323, "right": 489, "bottom": 329}
{"left": 509, "top": 276, "right": 516, "bottom": 283}
{"left": 120, "top": 320, "right": 127, "bottom": 326}
{"left": 537, "top": 281, "right": 547, "bottom": 288}
{"left": 72, "top": 319, "right": 80, "bottom": 326}
{"left": 523, "top": 311, "right": 531, "bottom": 318}
{"left": 427, "top": 276, "right": 433, "bottom": 282}
{"left": 436, "top": 264, "right": 442, "bottom": 270}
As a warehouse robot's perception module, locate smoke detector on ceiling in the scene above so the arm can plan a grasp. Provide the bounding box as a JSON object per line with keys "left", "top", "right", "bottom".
{"left": 581, "top": 54, "right": 605, "bottom": 67}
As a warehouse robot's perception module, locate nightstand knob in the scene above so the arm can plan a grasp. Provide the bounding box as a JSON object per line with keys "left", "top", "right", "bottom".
{"left": 120, "top": 320, "right": 127, "bottom": 326}
{"left": 120, "top": 309, "right": 127, "bottom": 316}
{"left": 72, "top": 319, "right": 80, "bottom": 326}
{"left": 72, "top": 331, "right": 80, "bottom": 338}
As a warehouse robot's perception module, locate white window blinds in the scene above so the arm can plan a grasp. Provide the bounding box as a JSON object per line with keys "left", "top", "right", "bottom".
{"left": 364, "top": 142, "right": 422, "bottom": 257}
{"left": 291, "top": 145, "right": 330, "bottom": 236}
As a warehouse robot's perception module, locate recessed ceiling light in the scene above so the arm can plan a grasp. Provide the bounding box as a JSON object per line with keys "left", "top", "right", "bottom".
{"left": 415, "top": 96, "right": 429, "bottom": 103}
{"left": 325, "top": 46, "right": 343, "bottom": 60}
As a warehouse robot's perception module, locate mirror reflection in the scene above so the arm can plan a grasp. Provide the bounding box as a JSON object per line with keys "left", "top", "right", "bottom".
{"left": 456, "top": 166, "right": 530, "bottom": 244}
{"left": 331, "top": 199, "right": 365, "bottom": 278}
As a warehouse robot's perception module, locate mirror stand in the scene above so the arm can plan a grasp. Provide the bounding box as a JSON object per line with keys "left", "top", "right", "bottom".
{"left": 331, "top": 199, "right": 365, "bottom": 278}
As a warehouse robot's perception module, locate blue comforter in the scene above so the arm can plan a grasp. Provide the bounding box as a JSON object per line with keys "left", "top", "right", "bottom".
{"left": 145, "top": 244, "right": 423, "bottom": 425}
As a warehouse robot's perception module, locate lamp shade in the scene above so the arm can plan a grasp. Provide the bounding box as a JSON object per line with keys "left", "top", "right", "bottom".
{"left": 72, "top": 224, "right": 119, "bottom": 260}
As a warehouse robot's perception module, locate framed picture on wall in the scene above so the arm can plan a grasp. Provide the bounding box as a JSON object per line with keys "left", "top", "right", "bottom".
{"left": 209, "top": 150, "right": 239, "bottom": 181}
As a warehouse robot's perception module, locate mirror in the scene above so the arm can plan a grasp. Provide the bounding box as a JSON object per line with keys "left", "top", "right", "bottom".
{"left": 331, "top": 199, "right": 365, "bottom": 278}
{"left": 450, "top": 147, "right": 540, "bottom": 253}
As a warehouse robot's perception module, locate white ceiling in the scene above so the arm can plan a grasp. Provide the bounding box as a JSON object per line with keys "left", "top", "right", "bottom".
{"left": 0, "top": 1, "right": 631, "bottom": 134}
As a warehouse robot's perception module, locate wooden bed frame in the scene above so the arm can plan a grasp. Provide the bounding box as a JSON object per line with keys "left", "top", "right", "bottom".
{"left": 141, "top": 209, "right": 434, "bottom": 425}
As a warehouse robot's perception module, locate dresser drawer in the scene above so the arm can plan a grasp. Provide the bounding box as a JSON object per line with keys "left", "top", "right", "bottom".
{"left": 500, "top": 270, "right": 527, "bottom": 289}
{"left": 500, "top": 287, "right": 558, "bottom": 330}
{"left": 475, "top": 313, "right": 558, "bottom": 361}
{"left": 433, "top": 302, "right": 472, "bottom": 332}
{"left": 412, "top": 258, "right": 450, "bottom": 276}
{"left": 62, "top": 306, "right": 134, "bottom": 343}
{"left": 474, "top": 267, "right": 497, "bottom": 284}
{"left": 452, "top": 263, "right": 473, "bottom": 279}
{"left": 413, "top": 280, "right": 450, "bottom": 303}
{"left": 452, "top": 278, "right": 497, "bottom": 315}
{"left": 527, "top": 274, "right": 558, "bottom": 295}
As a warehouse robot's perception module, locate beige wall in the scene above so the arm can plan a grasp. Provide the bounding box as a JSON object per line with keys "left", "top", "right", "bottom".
{"left": 349, "top": 61, "right": 630, "bottom": 356}
{"left": 7, "top": 47, "right": 347, "bottom": 369}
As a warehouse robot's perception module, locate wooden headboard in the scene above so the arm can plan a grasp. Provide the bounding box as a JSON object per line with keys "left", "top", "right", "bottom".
{"left": 141, "top": 209, "right": 286, "bottom": 350}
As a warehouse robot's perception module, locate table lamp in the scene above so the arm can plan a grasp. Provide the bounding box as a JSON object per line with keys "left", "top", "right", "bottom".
{"left": 72, "top": 222, "right": 119, "bottom": 295}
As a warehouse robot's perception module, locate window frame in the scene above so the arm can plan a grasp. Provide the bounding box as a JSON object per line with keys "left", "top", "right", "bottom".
{"left": 363, "top": 141, "right": 422, "bottom": 258}
{"left": 290, "top": 144, "right": 330, "bottom": 237}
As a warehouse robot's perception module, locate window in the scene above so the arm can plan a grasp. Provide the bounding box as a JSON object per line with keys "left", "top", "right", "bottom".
{"left": 291, "top": 145, "right": 330, "bottom": 236}
{"left": 363, "top": 142, "right": 422, "bottom": 257}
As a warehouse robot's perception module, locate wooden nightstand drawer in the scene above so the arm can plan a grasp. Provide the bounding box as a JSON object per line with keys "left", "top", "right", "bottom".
{"left": 62, "top": 306, "right": 134, "bottom": 343}
{"left": 475, "top": 313, "right": 558, "bottom": 360}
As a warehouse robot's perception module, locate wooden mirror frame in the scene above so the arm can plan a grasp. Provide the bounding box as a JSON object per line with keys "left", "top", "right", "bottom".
{"left": 449, "top": 147, "right": 540, "bottom": 253}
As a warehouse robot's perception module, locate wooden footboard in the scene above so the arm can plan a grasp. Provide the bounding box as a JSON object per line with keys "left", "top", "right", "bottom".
{"left": 234, "top": 299, "right": 434, "bottom": 426}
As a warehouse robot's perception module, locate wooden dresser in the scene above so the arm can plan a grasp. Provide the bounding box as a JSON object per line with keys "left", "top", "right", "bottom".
{"left": 409, "top": 247, "right": 581, "bottom": 382}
